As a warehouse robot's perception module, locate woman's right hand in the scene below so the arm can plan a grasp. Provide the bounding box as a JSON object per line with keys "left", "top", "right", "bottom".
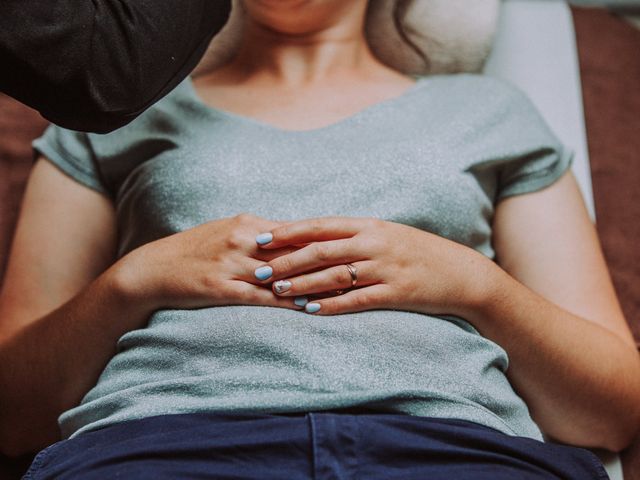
{"left": 113, "top": 213, "right": 302, "bottom": 311}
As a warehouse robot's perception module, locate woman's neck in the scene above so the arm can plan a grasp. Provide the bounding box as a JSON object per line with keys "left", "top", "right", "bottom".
{"left": 218, "top": 4, "right": 387, "bottom": 88}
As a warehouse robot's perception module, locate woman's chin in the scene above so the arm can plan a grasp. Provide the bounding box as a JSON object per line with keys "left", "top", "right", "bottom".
{"left": 243, "top": 0, "right": 346, "bottom": 36}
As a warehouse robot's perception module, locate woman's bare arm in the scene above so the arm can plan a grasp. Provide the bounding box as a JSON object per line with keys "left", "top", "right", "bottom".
{"left": 0, "top": 159, "right": 300, "bottom": 457}
{"left": 232, "top": 167, "right": 640, "bottom": 451}
{"left": 0, "top": 158, "right": 156, "bottom": 457}
{"left": 474, "top": 170, "right": 640, "bottom": 451}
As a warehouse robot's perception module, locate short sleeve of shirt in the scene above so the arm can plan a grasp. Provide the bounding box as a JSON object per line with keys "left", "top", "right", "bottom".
{"left": 491, "top": 81, "right": 574, "bottom": 202}
{"left": 497, "top": 143, "right": 573, "bottom": 200}
{"left": 32, "top": 125, "right": 109, "bottom": 196}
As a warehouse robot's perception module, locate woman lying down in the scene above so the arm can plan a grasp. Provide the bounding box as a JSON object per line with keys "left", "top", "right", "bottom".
{"left": 1, "top": 0, "right": 638, "bottom": 478}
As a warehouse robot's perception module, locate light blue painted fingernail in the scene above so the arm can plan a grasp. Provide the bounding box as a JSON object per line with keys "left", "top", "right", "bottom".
{"left": 305, "top": 302, "right": 321, "bottom": 313}
{"left": 294, "top": 296, "right": 308, "bottom": 307}
{"left": 254, "top": 265, "right": 273, "bottom": 280}
{"left": 256, "top": 232, "right": 273, "bottom": 245}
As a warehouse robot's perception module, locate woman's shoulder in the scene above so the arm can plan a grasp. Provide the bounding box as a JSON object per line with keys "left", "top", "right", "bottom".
{"left": 414, "top": 73, "right": 549, "bottom": 132}
{"left": 419, "top": 73, "right": 527, "bottom": 98}
{"left": 32, "top": 79, "right": 194, "bottom": 197}
{"left": 413, "top": 73, "right": 536, "bottom": 117}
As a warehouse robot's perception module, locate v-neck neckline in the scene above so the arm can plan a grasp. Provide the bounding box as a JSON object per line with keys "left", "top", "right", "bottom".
{"left": 185, "top": 76, "right": 429, "bottom": 135}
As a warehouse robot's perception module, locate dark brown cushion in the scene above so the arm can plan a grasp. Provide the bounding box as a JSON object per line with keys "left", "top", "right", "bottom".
{"left": 572, "top": 7, "right": 640, "bottom": 479}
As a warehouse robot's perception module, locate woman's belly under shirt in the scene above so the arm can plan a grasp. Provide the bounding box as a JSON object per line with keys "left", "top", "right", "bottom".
{"left": 59, "top": 307, "right": 540, "bottom": 440}
{"left": 32, "top": 74, "right": 574, "bottom": 441}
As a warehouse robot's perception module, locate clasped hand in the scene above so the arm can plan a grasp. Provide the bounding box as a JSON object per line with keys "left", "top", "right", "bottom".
{"left": 253, "top": 214, "right": 492, "bottom": 317}
{"left": 120, "top": 213, "right": 493, "bottom": 317}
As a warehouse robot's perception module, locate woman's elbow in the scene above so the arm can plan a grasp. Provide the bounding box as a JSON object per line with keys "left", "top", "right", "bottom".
{"left": 590, "top": 377, "right": 640, "bottom": 452}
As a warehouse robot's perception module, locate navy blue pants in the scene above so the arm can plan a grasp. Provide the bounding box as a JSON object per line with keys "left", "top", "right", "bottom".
{"left": 23, "top": 411, "right": 609, "bottom": 479}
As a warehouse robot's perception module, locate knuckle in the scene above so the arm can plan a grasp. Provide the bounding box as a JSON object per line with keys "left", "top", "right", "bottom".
{"left": 201, "top": 273, "right": 223, "bottom": 293}
{"left": 234, "top": 212, "right": 255, "bottom": 224}
{"left": 364, "top": 216, "right": 381, "bottom": 229}
{"left": 274, "top": 256, "right": 294, "bottom": 274}
{"left": 224, "top": 230, "right": 245, "bottom": 250}
{"left": 377, "top": 288, "right": 394, "bottom": 305}
{"left": 293, "top": 279, "right": 306, "bottom": 293}
{"left": 217, "top": 284, "right": 238, "bottom": 302}
{"left": 231, "top": 281, "right": 257, "bottom": 302}
{"left": 314, "top": 243, "right": 332, "bottom": 262}
{"left": 273, "top": 225, "right": 290, "bottom": 238}
{"left": 352, "top": 292, "right": 371, "bottom": 309}
{"left": 355, "top": 235, "right": 376, "bottom": 254}
{"left": 368, "top": 236, "right": 388, "bottom": 254}
{"left": 333, "top": 267, "right": 350, "bottom": 286}
{"left": 244, "top": 287, "right": 262, "bottom": 304}
{"left": 356, "top": 227, "right": 386, "bottom": 251}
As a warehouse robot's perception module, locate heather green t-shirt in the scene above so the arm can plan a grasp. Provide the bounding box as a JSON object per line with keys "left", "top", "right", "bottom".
{"left": 33, "top": 74, "right": 572, "bottom": 441}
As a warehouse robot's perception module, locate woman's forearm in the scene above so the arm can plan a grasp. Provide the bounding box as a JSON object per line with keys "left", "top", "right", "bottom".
{"left": 0, "top": 263, "right": 154, "bottom": 457}
{"left": 0, "top": 213, "right": 297, "bottom": 457}
{"left": 239, "top": 216, "right": 640, "bottom": 449}
{"left": 461, "top": 263, "right": 640, "bottom": 452}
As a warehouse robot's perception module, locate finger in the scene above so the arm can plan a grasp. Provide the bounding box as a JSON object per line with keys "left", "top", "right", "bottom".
{"left": 228, "top": 281, "right": 305, "bottom": 309}
{"left": 301, "top": 284, "right": 392, "bottom": 315}
{"left": 255, "top": 216, "right": 378, "bottom": 249}
{"left": 230, "top": 214, "right": 294, "bottom": 253}
{"left": 257, "top": 238, "right": 362, "bottom": 283}
{"left": 283, "top": 290, "right": 343, "bottom": 309}
{"left": 272, "top": 261, "right": 376, "bottom": 297}
{"left": 251, "top": 245, "right": 301, "bottom": 263}
{"left": 237, "top": 256, "right": 278, "bottom": 285}
{"left": 237, "top": 213, "right": 291, "bottom": 229}
{"left": 242, "top": 255, "right": 328, "bottom": 286}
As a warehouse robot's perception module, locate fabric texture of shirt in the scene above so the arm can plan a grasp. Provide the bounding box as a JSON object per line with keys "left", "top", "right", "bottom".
{"left": 32, "top": 73, "right": 573, "bottom": 442}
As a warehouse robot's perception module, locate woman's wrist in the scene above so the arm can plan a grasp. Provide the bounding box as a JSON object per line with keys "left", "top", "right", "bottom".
{"left": 452, "top": 253, "right": 559, "bottom": 343}
{"left": 444, "top": 251, "right": 511, "bottom": 325}
{"left": 106, "top": 252, "right": 161, "bottom": 315}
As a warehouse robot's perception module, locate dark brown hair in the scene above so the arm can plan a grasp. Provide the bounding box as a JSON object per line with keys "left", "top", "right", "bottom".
{"left": 392, "top": 0, "right": 431, "bottom": 71}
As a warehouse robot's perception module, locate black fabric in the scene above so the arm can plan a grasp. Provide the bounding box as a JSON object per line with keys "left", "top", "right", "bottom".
{"left": 0, "top": 0, "right": 231, "bottom": 133}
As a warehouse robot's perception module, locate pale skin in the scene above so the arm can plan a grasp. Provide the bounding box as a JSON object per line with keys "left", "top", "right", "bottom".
{"left": 1, "top": 0, "right": 639, "bottom": 458}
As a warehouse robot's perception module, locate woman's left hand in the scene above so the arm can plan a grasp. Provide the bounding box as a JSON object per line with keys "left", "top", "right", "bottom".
{"left": 253, "top": 216, "right": 496, "bottom": 316}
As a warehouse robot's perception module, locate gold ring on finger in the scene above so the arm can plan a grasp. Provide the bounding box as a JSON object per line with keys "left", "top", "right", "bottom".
{"left": 345, "top": 263, "right": 358, "bottom": 287}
